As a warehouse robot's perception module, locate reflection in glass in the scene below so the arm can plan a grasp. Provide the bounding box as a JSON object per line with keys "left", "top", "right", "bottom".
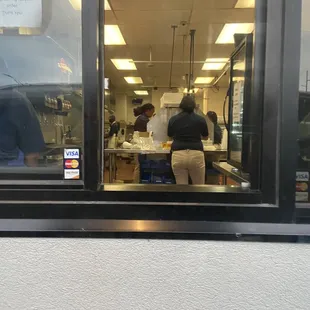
{"left": 228, "top": 46, "right": 246, "bottom": 166}
{"left": 0, "top": 0, "right": 82, "bottom": 176}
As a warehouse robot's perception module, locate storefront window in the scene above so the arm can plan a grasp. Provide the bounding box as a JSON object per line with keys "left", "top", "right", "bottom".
{"left": 102, "top": 0, "right": 257, "bottom": 190}
{"left": 0, "top": 0, "right": 82, "bottom": 180}
{"left": 297, "top": 0, "right": 310, "bottom": 203}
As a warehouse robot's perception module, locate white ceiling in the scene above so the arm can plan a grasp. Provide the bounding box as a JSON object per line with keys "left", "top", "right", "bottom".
{"left": 104, "top": 0, "right": 255, "bottom": 94}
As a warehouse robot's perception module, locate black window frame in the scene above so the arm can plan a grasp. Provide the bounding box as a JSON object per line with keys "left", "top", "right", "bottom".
{"left": 0, "top": 0, "right": 306, "bottom": 236}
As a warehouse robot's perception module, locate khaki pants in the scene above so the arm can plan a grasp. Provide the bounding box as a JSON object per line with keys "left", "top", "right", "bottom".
{"left": 133, "top": 154, "right": 140, "bottom": 184}
{"left": 172, "top": 150, "right": 205, "bottom": 185}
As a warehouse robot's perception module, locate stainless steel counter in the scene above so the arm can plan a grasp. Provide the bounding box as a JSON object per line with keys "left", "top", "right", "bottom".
{"left": 212, "top": 162, "right": 250, "bottom": 185}
{"left": 105, "top": 148, "right": 227, "bottom": 183}
{"left": 104, "top": 148, "right": 227, "bottom": 155}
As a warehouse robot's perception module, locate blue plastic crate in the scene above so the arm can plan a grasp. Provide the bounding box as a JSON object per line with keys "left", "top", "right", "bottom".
{"left": 153, "top": 176, "right": 163, "bottom": 184}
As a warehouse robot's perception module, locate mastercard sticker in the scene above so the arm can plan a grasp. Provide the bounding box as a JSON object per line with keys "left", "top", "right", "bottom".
{"left": 296, "top": 182, "right": 308, "bottom": 192}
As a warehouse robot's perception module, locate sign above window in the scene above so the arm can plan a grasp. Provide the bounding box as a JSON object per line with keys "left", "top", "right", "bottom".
{"left": 0, "top": 0, "right": 42, "bottom": 28}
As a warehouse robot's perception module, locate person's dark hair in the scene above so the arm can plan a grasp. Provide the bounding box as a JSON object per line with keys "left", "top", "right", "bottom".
{"left": 133, "top": 103, "right": 155, "bottom": 117}
{"left": 180, "top": 95, "right": 196, "bottom": 113}
{"left": 109, "top": 115, "right": 116, "bottom": 122}
{"left": 207, "top": 111, "right": 218, "bottom": 124}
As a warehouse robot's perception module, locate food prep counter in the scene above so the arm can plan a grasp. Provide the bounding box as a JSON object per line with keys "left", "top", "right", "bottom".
{"left": 105, "top": 148, "right": 227, "bottom": 183}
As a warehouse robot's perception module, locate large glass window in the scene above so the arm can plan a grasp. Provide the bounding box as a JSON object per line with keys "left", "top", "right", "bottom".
{"left": 297, "top": 0, "right": 310, "bottom": 203}
{"left": 0, "top": 0, "right": 82, "bottom": 180}
{"left": 102, "top": 0, "right": 257, "bottom": 190}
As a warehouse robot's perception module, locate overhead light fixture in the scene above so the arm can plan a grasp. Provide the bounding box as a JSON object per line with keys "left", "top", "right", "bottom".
{"left": 183, "top": 88, "right": 199, "bottom": 94}
{"left": 216, "top": 23, "right": 254, "bottom": 44}
{"left": 105, "top": 0, "right": 111, "bottom": 10}
{"left": 69, "top": 0, "right": 81, "bottom": 10}
{"left": 194, "top": 77, "right": 214, "bottom": 84}
{"left": 234, "top": 61, "right": 246, "bottom": 71}
{"left": 69, "top": 0, "right": 111, "bottom": 10}
{"left": 105, "top": 25, "right": 126, "bottom": 45}
{"left": 202, "top": 58, "right": 229, "bottom": 71}
{"left": 235, "top": 0, "right": 255, "bottom": 8}
{"left": 134, "top": 90, "right": 149, "bottom": 95}
{"left": 233, "top": 77, "right": 245, "bottom": 82}
{"left": 111, "top": 59, "right": 137, "bottom": 70}
{"left": 124, "top": 77, "right": 143, "bottom": 84}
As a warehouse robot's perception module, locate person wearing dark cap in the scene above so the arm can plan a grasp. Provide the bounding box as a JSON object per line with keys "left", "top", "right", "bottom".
{"left": 207, "top": 111, "right": 222, "bottom": 145}
{"left": 0, "top": 57, "right": 45, "bottom": 167}
{"left": 168, "top": 96, "right": 209, "bottom": 185}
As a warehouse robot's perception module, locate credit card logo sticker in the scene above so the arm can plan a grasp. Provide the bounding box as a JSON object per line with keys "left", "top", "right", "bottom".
{"left": 65, "top": 160, "right": 79, "bottom": 169}
{"left": 64, "top": 149, "right": 79, "bottom": 159}
{"left": 296, "top": 182, "right": 308, "bottom": 192}
{"left": 64, "top": 169, "right": 80, "bottom": 180}
{"left": 296, "top": 192, "right": 309, "bottom": 202}
{"left": 296, "top": 172, "right": 309, "bottom": 182}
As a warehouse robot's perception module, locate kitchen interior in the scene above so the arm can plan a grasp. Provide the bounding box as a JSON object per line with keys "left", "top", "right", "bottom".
{"left": 102, "top": 0, "right": 255, "bottom": 188}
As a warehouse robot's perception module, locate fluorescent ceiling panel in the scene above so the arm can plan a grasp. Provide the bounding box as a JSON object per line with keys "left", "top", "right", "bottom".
{"left": 134, "top": 90, "right": 149, "bottom": 95}
{"left": 124, "top": 77, "right": 143, "bottom": 84}
{"left": 183, "top": 88, "right": 199, "bottom": 94}
{"left": 216, "top": 23, "right": 254, "bottom": 44}
{"left": 194, "top": 77, "right": 214, "bottom": 84}
{"left": 105, "top": 25, "right": 126, "bottom": 45}
{"left": 234, "top": 61, "right": 246, "bottom": 71}
{"left": 105, "top": 0, "right": 111, "bottom": 10}
{"left": 69, "top": 0, "right": 111, "bottom": 10}
{"left": 235, "top": 0, "right": 255, "bottom": 8}
{"left": 202, "top": 58, "right": 229, "bottom": 70}
{"left": 111, "top": 59, "right": 137, "bottom": 70}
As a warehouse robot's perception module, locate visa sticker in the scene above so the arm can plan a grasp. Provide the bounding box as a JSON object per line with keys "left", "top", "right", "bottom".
{"left": 64, "top": 149, "right": 80, "bottom": 159}
{"left": 296, "top": 171, "right": 309, "bottom": 182}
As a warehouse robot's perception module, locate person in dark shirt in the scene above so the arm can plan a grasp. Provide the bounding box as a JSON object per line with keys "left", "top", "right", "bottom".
{"left": 132, "top": 103, "right": 155, "bottom": 183}
{"left": 0, "top": 88, "right": 45, "bottom": 167}
{"left": 133, "top": 103, "right": 155, "bottom": 132}
{"left": 168, "top": 96, "right": 208, "bottom": 185}
{"left": 207, "top": 111, "right": 222, "bottom": 145}
{"left": 107, "top": 115, "right": 119, "bottom": 138}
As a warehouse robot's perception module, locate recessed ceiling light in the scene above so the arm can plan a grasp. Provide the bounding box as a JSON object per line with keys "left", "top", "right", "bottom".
{"left": 234, "top": 61, "right": 246, "bottom": 71}
{"left": 105, "top": 25, "right": 126, "bottom": 45}
{"left": 134, "top": 90, "right": 149, "bottom": 95}
{"left": 216, "top": 23, "right": 254, "bottom": 44}
{"left": 105, "top": 0, "right": 111, "bottom": 10}
{"left": 111, "top": 59, "right": 137, "bottom": 70}
{"left": 202, "top": 58, "right": 229, "bottom": 70}
{"left": 194, "top": 77, "right": 214, "bottom": 84}
{"left": 124, "top": 77, "right": 143, "bottom": 84}
{"left": 235, "top": 0, "right": 255, "bottom": 8}
{"left": 183, "top": 88, "right": 199, "bottom": 94}
{"left": 69, "top": 0, "right": 111, "bottom": 10}
{"left": 69, "top": 0, "right": 81, "bottom": 10}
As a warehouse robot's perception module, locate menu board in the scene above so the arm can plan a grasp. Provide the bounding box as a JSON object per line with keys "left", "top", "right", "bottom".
{"left": 0, "top": 0, "right": 42, "bottom": 28}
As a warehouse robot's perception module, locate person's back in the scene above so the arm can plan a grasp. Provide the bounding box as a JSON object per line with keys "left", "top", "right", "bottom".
{"left": 168, "top": 96, "right": 208, "bottom": 185}
{"left": 0, "top": 88, "right": 45, "bottom": 166}
{"left": 169, "top": 111, "right": 207, "bottom": 151}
